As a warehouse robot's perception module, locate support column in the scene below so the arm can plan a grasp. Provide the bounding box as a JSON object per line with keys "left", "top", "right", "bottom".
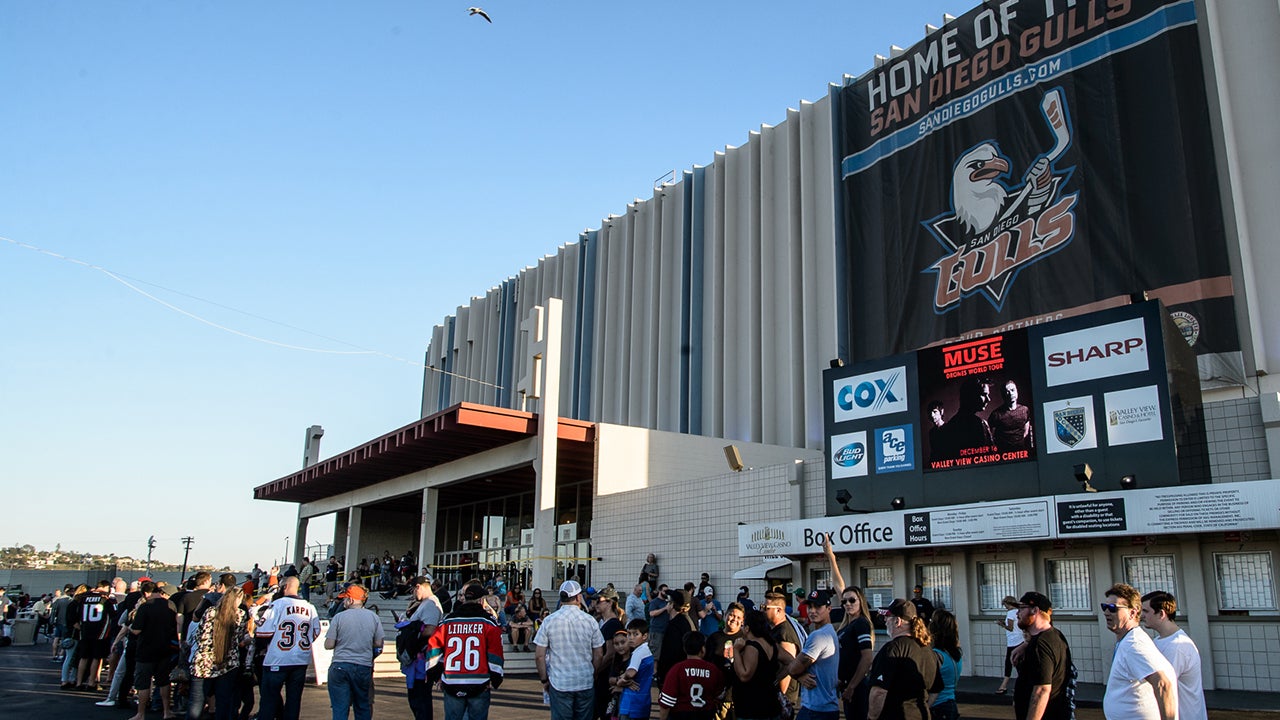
{"left": 419, "top": 488, "right": 439, "bottom": 575}
{"left": 333, "top": 510, "right": 350, "bottom": 564}
{"left": 344, "top": 506, "right": 363, "bottom": 575}
{"left": 293, "top": 512, "right": 309, "bottom": 569}
{"left": 520, "top": 300, "right": 564, "bottom": 593}
{"left": 1179, "top": 536, "right": 1217, "bottom": 689}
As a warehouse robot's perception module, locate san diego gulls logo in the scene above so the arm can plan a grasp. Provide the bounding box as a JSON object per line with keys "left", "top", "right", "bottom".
{"left": 924, "top": 88, "right": 1080, "bottom": 312}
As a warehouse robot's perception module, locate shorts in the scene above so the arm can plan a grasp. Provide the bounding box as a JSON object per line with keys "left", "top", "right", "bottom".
{"left": 135, "top": 659, "right": 174, "bottom": 690}
{"left": 52, "top": 625, "right": 65, "bottom": 639}
{"left": 81, "top": 637, "right": 113, "bottom": 659}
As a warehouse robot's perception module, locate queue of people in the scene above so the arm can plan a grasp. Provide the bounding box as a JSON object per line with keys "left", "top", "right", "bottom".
{"left": 7, "top": 546, "right": 1213, "bottom": 720}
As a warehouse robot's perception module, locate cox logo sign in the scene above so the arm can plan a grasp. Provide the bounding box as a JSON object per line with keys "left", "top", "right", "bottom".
{"left": 830, "top": 431, "right": 868, "bottom": 479}
{"left": 833, "top": 366, "right": 908, "bottom": 421}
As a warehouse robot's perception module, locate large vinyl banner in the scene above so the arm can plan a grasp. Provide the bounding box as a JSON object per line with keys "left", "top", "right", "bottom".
{"left": 837, "top": 0, "right": 1243, "bottom": 384}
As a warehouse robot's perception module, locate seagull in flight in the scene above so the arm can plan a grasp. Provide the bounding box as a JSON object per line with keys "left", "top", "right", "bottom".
{"left": 468, "top": 7, "right": 492, "bottom": 23}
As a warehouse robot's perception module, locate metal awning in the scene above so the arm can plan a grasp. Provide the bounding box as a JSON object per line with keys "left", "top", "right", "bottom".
{"left": 733, "top": 557, "right": 793, "bottom": 579}
{"left": 253, "top": 402, "right": 595, "bottom": 504}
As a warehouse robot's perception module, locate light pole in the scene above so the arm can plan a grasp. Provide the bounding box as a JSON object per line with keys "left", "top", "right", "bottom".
{"left": 144, "top": 536, "right": 156, "bottom": 576}
{"left": 283, "top": 536, "right": 289, "bottom": 567}
{"left": 179, "top": 537, "right": 195, "bottom": 580}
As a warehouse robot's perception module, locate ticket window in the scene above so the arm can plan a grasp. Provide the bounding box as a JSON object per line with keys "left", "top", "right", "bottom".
{"left": 863, "top": 567, "right": 894, "bottom": 630}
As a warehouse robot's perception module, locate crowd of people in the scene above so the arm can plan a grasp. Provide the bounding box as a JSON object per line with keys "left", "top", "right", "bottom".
{"left": 1, "top": 543, "right": 1213, "bottom": 720}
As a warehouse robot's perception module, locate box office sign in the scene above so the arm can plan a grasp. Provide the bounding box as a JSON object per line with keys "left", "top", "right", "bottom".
{"left": 740, "top": 479, "right": 1280, "bottom": 556}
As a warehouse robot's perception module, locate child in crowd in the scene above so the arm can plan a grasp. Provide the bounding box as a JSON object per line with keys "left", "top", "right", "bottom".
{"left": 616, "top": 619, "right": 654, "bottom": 720}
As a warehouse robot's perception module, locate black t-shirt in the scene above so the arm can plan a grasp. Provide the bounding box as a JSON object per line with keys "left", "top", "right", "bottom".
{"left": 771, "top": 618, "right": 804, "bottom": 705}
{"left": 658, "top": 612, "right": 698, "bottom": 678}
{"left": 599, "top": 617, "right": 624, "bottom": 644}
{"left": 838, "top": 616, "right": 874, "bottom": 684}
{"left": 177, "top": 589, "right": 209, "bottom": 636}
{"left": 706, "top": 628, "right": 743, "bottom": 676}
{"left": 1015, "top": 628, "right": 1072, "bottom": 720}
{"left": 132, "top": 597, "right": 179, "bottom": 663}
{"left": 868, "top": 635, "right": 942, "bottom": 720}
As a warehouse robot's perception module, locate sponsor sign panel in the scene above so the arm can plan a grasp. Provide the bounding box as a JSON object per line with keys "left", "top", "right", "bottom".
{"left": 740, "top": 479, "right": 1280, "bottom": 556}
{"left": 1042, "top": 395, "right": 1097, "bottom": 453}
{"left": 835, "top": 0, "right": 1241, "bottom": 383}
{"left": 829, "top": 430, "right": 868, "bottom": 479}
{"left": 832, "top": 366, "right": 908, "bottom": 422}
{"left": 1043, "top": 317, "right": 1149, "bottom": 387}
{"left": 1104, "top": 385, "right": 1164, "bottom": 446}
{"left": 875, "top": 424, "right": 915, "bottom": 473}
{"left": 919, "top": 331, "right": 1036, "bottom": 471}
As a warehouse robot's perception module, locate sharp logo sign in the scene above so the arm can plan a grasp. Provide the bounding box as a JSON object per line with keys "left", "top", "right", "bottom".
{"left": 1043, "top": 317, "right": 1148, "bottom": 387}
{"left": 833, "top": 366, "right": 908, "bottom": 421}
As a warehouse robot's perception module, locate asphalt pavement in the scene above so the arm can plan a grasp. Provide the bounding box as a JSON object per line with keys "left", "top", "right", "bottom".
{"left": 3, "top": 637, "right": 1276, "bottom": 719}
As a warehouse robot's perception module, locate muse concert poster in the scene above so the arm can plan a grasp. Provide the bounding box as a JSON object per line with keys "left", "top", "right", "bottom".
{"left": 918, "top": 329, "right": 1036, "bottom": 471}
{"left": 836, "top": 0, "right": 1242, "bottom": 384}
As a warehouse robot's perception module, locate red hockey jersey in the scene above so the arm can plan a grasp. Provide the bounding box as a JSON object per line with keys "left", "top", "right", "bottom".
{"left": 425, "top": 609, "right": 505, "bottom": 692}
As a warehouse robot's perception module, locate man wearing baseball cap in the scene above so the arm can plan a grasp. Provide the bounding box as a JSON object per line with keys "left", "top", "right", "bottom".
{"left": 325, "top": 583, "right": 384, "bottom": 720}
{"left": 1013, "top": 591, "right": 1073, "bottom": 720}
{"left": 867, "top": 599, "right": 941, "bottom": 720}
{"left": 534, "top": 580, "right": 604, "bottom": 720}
{"left": 785, "top": 589, "right": 841, "bottom": 720}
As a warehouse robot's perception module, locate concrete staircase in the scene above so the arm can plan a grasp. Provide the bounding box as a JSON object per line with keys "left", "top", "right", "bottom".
{"left": 367, "top": 598, "right": 536, "bottom": 678}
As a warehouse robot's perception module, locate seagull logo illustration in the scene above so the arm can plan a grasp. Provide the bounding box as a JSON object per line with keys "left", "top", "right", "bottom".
{"left": 923, "top": 88, "right": 1080, "bottom": 312}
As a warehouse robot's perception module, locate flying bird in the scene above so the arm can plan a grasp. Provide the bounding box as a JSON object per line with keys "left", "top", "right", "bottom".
{"left": 468, "top": 7, "right": 492, "bottom": 23}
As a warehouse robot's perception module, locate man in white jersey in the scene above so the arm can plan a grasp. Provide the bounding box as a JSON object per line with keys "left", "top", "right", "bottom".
{"left": 1142, "top": 590, "right": 1207, "bottom": 720}
{"left": 255, "top": 577, "right": 320, "bottom": 720}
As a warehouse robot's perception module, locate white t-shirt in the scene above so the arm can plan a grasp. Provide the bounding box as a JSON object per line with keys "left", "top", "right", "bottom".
{"left": 1005, "top": 608, "right": 1023, "bottom": 648}
{"left": 1154, "top": 629, "right": 1207, "bottom": 720}
{"left": 256, "top": 595, "right": 321, "bottom": 667}
{"left": 1103, "top": 627, "right": 1177, "bottom": 720}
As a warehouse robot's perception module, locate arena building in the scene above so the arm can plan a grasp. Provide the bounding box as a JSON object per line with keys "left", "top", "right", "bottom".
{"left": 256, "top": 0, "right": 1280, "bottom": 692}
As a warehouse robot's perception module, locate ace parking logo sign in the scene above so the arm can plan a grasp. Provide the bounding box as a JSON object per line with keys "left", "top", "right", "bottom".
{"left": 875, "top": 425, "right": 915, "bottom": 473}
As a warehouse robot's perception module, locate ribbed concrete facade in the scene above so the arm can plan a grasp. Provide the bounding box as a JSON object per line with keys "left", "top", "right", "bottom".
{"left": 422, "top": 98, "right": 840, "bottom": 451}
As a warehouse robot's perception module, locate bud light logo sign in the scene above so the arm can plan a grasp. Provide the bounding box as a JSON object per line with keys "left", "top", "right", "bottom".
{"left": 830, "top": 431, "right": 868, "bottom": 479}
{"left": 833, "top": 366, "right": 908, "bottom": 422}
{"left": 875, "top": 424, "right": 915, "bottom": 474}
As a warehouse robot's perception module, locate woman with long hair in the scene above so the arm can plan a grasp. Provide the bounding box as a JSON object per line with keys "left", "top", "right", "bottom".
{"left": 929, "top": 609, "right": 964, "bottom": 720}
{"left": 822, "top": 539, "right": 876, "bottom": 720}
{"left": 59, "top": 584, "right": 89, "bottom": 689}
{"left": 191, "top": 587, "right": 249, "bottom": 720}
{"left": 528, "top": 587, "right": 548, "bottom": 620}
{"left": 730, "top": 610, "right": 786, "bottom": 720}
{"left": 868, "top": 599, "right": 941, "bottom": 720}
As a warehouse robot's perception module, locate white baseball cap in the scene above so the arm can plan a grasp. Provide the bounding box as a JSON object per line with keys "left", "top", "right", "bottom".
{"left": 559, "top": 580, "right": 583, "bottom": 598}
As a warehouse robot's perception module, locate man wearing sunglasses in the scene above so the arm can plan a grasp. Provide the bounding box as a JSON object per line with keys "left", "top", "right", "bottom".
{"left": 1012, "top": 591, "right": 1072, "bottom": 720}
{"left": 1100, "top": 584, "right": 1177, "bottom": 720}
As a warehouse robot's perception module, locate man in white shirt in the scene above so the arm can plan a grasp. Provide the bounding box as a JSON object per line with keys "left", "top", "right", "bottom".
{"left": 1142, "top": 590, "right": 1208, "bottom": 720}
{"left": 255, "top": 577, "right": 321, "bottom": 720}
{"left": 1101, "top": 583, "right": 1177, "bottom": 720}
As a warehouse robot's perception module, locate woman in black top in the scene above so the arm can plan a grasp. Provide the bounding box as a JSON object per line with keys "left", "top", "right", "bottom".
{"left": 731, "top": 610, "right": 785, "bottom": 720}
{"left": 657, "top": 590, "right": 699, "bottom": 680}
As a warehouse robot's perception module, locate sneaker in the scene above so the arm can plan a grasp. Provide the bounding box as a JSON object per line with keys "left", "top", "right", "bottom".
{"left": 95, "top": 699, "right": 117, "bottom": 707}
{"left": 60, "top": 682, "right": 75, "bottom": 690}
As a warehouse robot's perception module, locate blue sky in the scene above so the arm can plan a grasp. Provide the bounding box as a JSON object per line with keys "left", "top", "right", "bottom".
{"left": 1, "top": 0, "right": 967, "bottom": 570}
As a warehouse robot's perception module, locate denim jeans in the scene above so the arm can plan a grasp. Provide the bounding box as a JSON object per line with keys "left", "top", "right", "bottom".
{"left": 258, "top": 664, "right": 307, "bottom": 720}
{"left": 547, "top": 686, "right": 593, "bottom": 720}
{"left": 188, "top": 677, "right": 212, "bottom": 719}
{"left": 442, "top": 689, "right": 491, "bottom": 720}
{"left": 931, "top": 699, "right": 960, "bottom": 720}
{"left": 795, "top": 709, "right": 839, "bottom": 720}
{"left": 327, "top": 662, "right": 373, "bottom": 720}
{"left": 61, "top": 641, "right": 78, "bottom": 683}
